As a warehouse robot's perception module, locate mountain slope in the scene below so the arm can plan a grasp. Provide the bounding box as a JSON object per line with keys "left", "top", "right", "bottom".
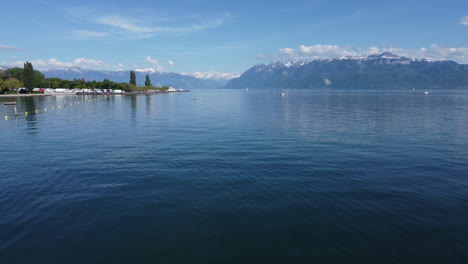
{"left": 225, "top": 53, "right": 468, "bottom": 89}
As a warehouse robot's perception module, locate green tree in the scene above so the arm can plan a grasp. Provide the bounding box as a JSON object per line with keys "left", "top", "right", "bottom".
{"left": 5, "top": 68, "right": 23, "bottom": 81}
{"left": 60, "top": 80, "right": 70, "bottom": 88}
{"left": 121, "top": 83, "right": 136, "bottom": 92}
{"left": 23, "top": 62, "right": 35, "bottom": 91}
{"left": 47, "top": 78, "right": 62, "bottom": 88}
{"left": 145, "top": 74, "right": 151, "bottom": 86}
{"left": 130, "top": 71, "right": 136, "bottom": 85}
{"left": 2, "top": 78, "right": 22, "bottom": 93}
{"left": 39, "top": 79, "right": 50, "bottom": 88}
{"left": 102, "top": 79, "right": 112, "bottom": 89}
{"left": 0, "top": 78, "right": 5, "bottom": 93}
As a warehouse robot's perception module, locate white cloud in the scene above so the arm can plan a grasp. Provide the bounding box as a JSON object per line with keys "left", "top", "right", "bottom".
{"left": 461, "top": 16, "right": 468, "bottom": 27}
{"left": 72, "top": 58, "right": 109, "bottom": 68}
{"left": 114, "top": 63, "right": 127, "bottom": 71}
{"left": 279, "top": 48, "right": 294, "bottom": 55}
{"left": 167, "top": 60, "right": 175, "bottom": 66}
{"left": 0, "top": 58, "right": 110, "bottom": 70}
{"left": 181, "top": 71, "right": 241, "bottom": 80}
{"left": 261, "top": 44, "right": 468, "bottom": 62}
{"left": 95, "top": 16, "right": 155, "bottom": 33}
{"left": 66, "top": 10, "right": 232, "bottom": 40}
{"left": 144, "top": 56, "right": 164, "bottom": 72}
{"left": 0, "top": 44, "right": 22, "bottom": 51}
{"left": 93, "top": 13, "right": 228, "bottom": 37}
{"left": 299, "top": 44, "right": 356, "bottom": 56}
{"left": 71, "top": 30, "right": 111, "bottom": 39}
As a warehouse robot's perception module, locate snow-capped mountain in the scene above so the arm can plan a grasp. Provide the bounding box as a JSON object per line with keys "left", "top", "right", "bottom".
{"left": 225, "top": 53, "right": 468, "bottom": 89}
{"left": 134, "top": 68, "right": 158, "bottom": 73}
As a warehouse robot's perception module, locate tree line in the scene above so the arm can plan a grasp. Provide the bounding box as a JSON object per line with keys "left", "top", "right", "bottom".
{"left": 1, "top": 63, "right": 167, "bottom": 94}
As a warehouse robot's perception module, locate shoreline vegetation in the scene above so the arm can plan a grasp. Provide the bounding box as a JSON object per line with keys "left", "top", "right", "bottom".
{"left": 0, "top": 62, "right": 183, "bottom": 96}
{"left": 0, "top": 89, "right": 189, "bottom": 98}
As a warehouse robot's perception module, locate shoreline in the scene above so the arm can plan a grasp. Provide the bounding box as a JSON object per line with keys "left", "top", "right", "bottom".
{"left": 0, "top": 90, "right": 189, "bottom": 98}
{"left": 76, "top": 90, "right": 189, "bottom": 95}
{"left": 0, "top": 94, "right": 48, "bottom": 98}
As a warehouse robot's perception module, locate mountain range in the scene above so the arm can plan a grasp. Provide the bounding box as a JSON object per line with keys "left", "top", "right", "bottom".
{"left": 225, "top": 52, "right": 468, "bottom": 89}
{"left": 3, "top": 52, "right": 468, "bottom": 90}
{"left": 35, "top": 67, "right": 230, "bottom": 89}
{"left": 1, "top": 66, "right": 235, "bottom": 89}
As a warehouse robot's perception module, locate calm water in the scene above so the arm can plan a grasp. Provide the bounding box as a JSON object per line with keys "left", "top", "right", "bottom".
{"left": 1, "top": 89, "right": 468, "bottom": 263}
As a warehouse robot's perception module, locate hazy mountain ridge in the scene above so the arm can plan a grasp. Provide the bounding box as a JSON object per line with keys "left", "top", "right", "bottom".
{"left": 225, "top": 53, "right": 468, "bottom": 89}
{"left": 38, "top": 68, "right": 228, "bottom": 89}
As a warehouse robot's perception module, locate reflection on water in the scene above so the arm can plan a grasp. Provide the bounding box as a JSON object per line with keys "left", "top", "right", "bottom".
{"left": 130, "top": 95, "right": 137, "bottom": 123}
{"left": 23, "top": 97, "right": 38, "bottom": 134}
{"left": 1, "top": 89, "right": 468, "bottom": 263}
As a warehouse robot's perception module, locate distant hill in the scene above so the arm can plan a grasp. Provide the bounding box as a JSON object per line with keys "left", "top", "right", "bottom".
{"left": 39, "top": 67, "right": 228, "bottom": 89}
{"left": 225, "top": 53, "right": 468, "bottom": 89}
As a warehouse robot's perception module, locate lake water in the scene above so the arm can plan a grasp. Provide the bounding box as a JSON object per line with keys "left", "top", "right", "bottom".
{"left": 1, "top": 89, "right": 468, "bottom": 263}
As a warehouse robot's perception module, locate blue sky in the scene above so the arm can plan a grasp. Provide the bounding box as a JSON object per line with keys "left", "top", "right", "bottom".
{"left": 1, "top": 0, "right": 467, "bottom": 75}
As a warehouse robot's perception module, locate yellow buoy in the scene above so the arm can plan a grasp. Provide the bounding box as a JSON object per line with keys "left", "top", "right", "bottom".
{"left": 25, "top": 112, "right": 28, "bottom": 115}
{"left": 52, "top": 106, "right": 55, "bottom": 110}
{"left": 35, "top": 109, "right": 39, "bottom": 113}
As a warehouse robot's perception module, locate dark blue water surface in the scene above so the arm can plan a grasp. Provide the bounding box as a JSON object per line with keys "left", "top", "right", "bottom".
{"left": 1, "top": 89, "right": 468, "bottom": 263}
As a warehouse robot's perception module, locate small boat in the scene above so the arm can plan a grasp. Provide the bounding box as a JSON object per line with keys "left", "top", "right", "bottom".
{"left": 424, "top": 91, "right": 429, "bottom": 94}
{"left": 280, "top": 92, "right": 286, "bottom": 96}
{"left": 4, "top": 102, "right": 17, "bottom": 105}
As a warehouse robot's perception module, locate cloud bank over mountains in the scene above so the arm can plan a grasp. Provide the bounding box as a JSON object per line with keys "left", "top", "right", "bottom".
{"left": 181, "top": 71, "right": 241, "bottom": 80}
{"left": 0, "top": 56, "right": 238, "bottom": 81}
{"left": 1, "top": 58, "right": 110, "bottom": 70}
{"left": 258, "top": 44, "right": 468, "bottom": 63}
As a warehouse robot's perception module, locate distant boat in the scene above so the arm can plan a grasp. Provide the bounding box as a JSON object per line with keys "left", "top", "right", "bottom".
{"left": 245, "top": 88, "right": 249, "bottom": 91}
{"left": 4, "top": 102, "right": 16, "bottom": 105}
{"left": 425, "top": 91, "right": 429, "bottom": 94}
{"left": 280, "top": 92, "right": 286, "bottom": 96}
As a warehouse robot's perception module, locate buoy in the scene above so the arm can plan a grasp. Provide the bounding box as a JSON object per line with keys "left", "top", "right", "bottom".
{"left": 4, "top": 116, "right": 8, "bottom": 120}
{"left": 58, "top": 105, "right": 60, "bottom": 109}
{"left": 25, "top": 112, "right": 28, "bottom": 115}
{"left": 52, "top": 106, "right": 55, "bottom": 110}
{"left": 44, "top": 108, "right": 47, "bottom": 112}
{"left": 35, "top": 109, "right": 39, "bottom": 114}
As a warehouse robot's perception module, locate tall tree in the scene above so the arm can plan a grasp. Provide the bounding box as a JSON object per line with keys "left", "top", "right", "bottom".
{"left": 145, "top": 74, "right": 151, "bottom": 86}
{"left": 5, "top": 67, "right": 23, "bottom": 81}
{"left": 130, "top": 71, "right": 136, "bottom": 86}
{"left": 23, "top": 62, "right": 34, "bottom": 92}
